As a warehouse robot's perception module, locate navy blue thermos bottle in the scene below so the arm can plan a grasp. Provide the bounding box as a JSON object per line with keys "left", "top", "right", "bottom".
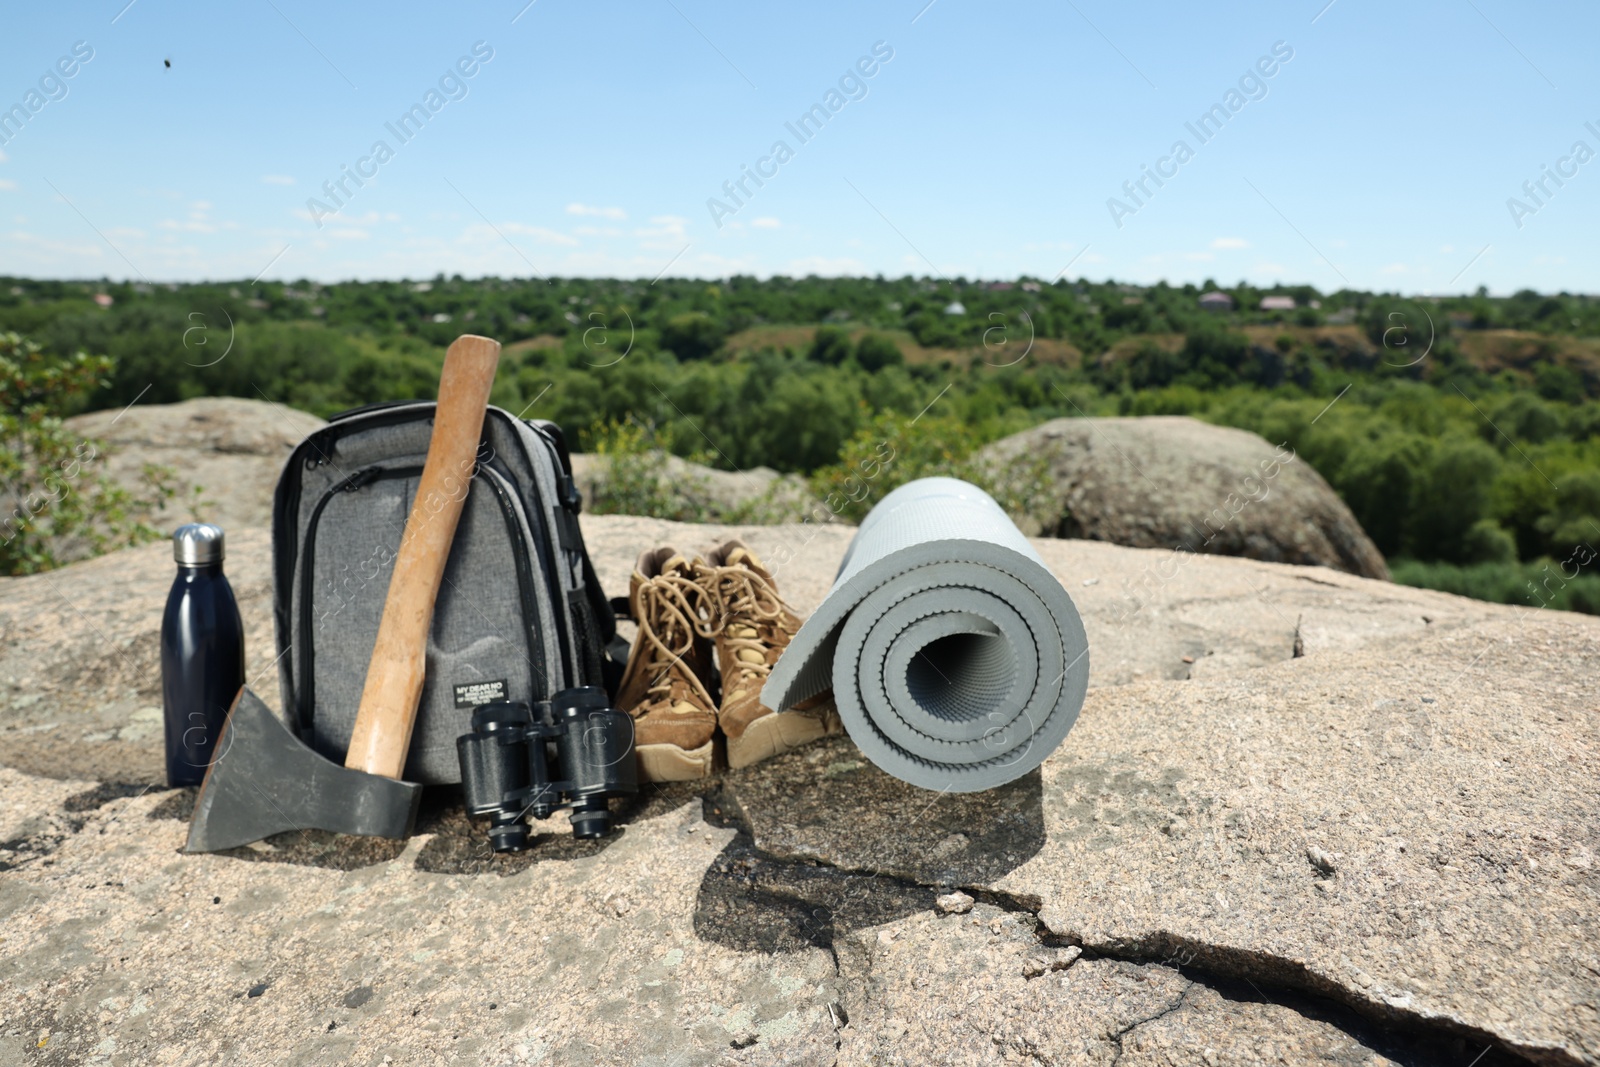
{"left": 161, "top": 523, "right": 245, "bottom": 786}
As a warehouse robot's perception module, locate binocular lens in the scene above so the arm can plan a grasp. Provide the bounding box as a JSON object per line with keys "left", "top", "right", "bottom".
{"left": 455, "top": 688, "right": 637, "bottom": 853}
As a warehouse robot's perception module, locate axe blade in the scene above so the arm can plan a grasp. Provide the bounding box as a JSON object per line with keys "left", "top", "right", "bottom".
{"left": 185, "top": 687, "right": 423, "bottom": 853}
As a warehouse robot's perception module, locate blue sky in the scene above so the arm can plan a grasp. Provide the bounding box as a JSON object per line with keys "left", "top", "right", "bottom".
{"left": 2, "top": 0, "right": 1596, "bottom": 293}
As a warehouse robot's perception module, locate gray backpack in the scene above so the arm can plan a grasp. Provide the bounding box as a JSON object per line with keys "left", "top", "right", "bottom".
{"left": 271, "top": 401, "right": 623, "bottom": 784}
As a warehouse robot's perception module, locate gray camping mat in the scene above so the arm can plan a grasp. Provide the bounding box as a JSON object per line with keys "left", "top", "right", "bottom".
{"left": 765, "top": 477, "right": 1090, "bottom": 791}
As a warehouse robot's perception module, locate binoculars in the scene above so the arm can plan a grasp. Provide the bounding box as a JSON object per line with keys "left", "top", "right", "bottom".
{"left": 456, "top": 686, "right": 638, "bottom": 853}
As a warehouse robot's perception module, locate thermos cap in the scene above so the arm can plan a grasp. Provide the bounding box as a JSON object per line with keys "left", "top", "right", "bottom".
{"left": 173, "top": 523, "right": 225, "bottom": 566}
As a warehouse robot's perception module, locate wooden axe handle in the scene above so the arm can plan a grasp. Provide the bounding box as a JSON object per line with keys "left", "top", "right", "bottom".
{"left": 345, "top": 334, "right": 501, "bottom": 778}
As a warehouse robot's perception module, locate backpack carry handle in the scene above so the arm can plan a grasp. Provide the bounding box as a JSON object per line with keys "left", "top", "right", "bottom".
{"left": 344, "top": 334, "right": 502, "bottom": 779}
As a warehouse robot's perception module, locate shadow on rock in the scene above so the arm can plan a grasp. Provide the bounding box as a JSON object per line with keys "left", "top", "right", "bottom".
{"left": 148, "top": 778, "right": 710, "bottom": 875}
{"left": 409, "top": 779, "right": 705, "bottom": 876}
{"left": 694, "top": 834, "right": 938, "bottom": 954}
{"left": 694, "top": 735, "right": 1046, "bottom": 954}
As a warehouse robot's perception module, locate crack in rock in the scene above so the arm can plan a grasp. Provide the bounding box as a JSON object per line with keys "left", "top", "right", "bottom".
{"left": 1108, "top": 981, "right": 1195, "bottom": 1065}
{"left": 698, "top": 787, "right": 1539, "bottom": 1066}
{"left": 33, "top": 771, "right": 1554, "bottom": 1065}
{"left": 1064, "top": 931, "right": 1540, "bottom": 1067}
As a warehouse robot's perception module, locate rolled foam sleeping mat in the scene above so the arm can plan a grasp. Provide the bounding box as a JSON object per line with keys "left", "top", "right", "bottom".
{"left": 765, "top": 477, "right": 1089, "bottom": 792}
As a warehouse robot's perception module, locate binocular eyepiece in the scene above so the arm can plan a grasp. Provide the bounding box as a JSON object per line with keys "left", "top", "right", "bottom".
{"left": 456, "top": 686, "right": 637, "bottom": 853}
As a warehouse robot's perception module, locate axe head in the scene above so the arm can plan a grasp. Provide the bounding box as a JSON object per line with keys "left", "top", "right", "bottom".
{"left": 185, "top": 687, "right": 423, "bottom": 853}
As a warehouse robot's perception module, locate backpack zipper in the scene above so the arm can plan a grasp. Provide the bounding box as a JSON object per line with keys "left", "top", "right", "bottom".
{"left": 474, "top": 463, "right": 555, "bottom": 695}
{"left": 492, "top": 431, "right": 575, "bottom": 681}
{"left": 276, "top": 403, "right": 437, "bottom": 675}
{"left": 295, "top": 463, "right": 546, "bottom": 741}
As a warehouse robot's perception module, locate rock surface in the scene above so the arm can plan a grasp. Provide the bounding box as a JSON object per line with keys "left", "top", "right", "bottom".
{"left": 983, "top": 415, "right": 1392, "bottom": 580}
{"left": 65, "top": 397, "right": 326, "bottom": 533}
{"left": 1, "top": 519, "right": 1592, "bottom": 1064}
{"left": 570, "top": 451, "right": 820, "bottom": 525}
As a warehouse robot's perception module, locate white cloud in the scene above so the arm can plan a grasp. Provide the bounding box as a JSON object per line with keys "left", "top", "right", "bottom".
{"left": 566, "top": 202, "right": 626, "bottom": 220}
{"left": 9, "top": 232, "right": 103, "bottom": 258}
{"left": 459, "top": 222, "right": 579, "bottom": 247}
{"left": 1184, "top": 251, "right": 1215, "bottom": 261}
{"left": 750, "top": 217, "right": 781, "bottom": 229}
{"left": 329, "top": 228, "right": 369, "bottom": 240}
{"left": 0, "top": 179, "right": 15, "bottom": 192}
{"left": 291, "top": 207, "right": 395, "bottom": 229}
{"left": 1380, "top": 262, "right": 1408, "bottom": 274}
{"left": 636, "top": 215, "right": 688, "bottom": 239}
{"left": 1253, "top": 261, "right": 1285, "bottom": 274}
{"left": 1210, "top": 237, "right": 1249, "bottom": 249}
{"left": 501, "top": 222, "right": 580, "bottom": 246}
{"left": 572, "top": 225, "right": 624, "bottom": 238}
{"left": 261, "top": 175, "right": 296, "bottom": 186}
{"left": 1439, "top": 244, "right": 1455, "bottom": 254}
{"left": 159, "top": 200, "right": 230, "bottom": 233}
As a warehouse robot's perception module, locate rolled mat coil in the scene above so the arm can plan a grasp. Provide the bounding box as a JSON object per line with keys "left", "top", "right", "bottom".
{"left": 766, "top": 477, "right": 1089, "bottom": 792}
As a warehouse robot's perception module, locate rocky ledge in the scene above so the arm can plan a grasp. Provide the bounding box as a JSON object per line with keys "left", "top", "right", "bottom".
{"left": 0, "top": 515, "right": 1594, "bottom": 1065}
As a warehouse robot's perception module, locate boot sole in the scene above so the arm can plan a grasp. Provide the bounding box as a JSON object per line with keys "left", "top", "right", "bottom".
{"left": 726, "top": 709, "right": 839, "bottom": 770}
{"left": 636, "top": 739, "right": 715, "bottom": 782}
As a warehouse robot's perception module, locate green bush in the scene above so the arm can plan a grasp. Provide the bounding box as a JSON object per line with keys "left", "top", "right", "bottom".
{"left": 1536, "top": 469, "right": 1600, "bottom": 558}
{"left": 658, "top": 311, "right": 725, "bottom": 361}
{"left": 854, "top": 332, "right": 904, "bottom": 372}
{"left": 810, "top": 409, "right": 1049, "bottom": 526}
{"left": 0, "top": 333, "right": 174, "bottom": 575}
{"left": 1462, "top": 519, "right": 1517, "bottom": 564}
{"left": 1392, "top": 556, "right": 1600, "bottom": 614}
{"left": 582, "top": 417, "right": 724, "bottom": 522}
{"left": 807, "top": 326, "right": 854, "bottom": 366}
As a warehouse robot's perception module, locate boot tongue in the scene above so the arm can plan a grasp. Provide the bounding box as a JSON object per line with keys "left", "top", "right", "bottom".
{"left": 634, "top": 546, "right": 677, "bottom": 577}
{"left": 661, "top": 553, "right": 693, "bottom": 576}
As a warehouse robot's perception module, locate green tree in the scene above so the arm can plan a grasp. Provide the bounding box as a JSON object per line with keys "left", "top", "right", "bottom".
{"left": 658, "top": 311, "right": 726, "bottom": 361}
{"left": 1536, "top": 470, "right": 1600, "bottom": 558}
{"left": 807, "top": 326, "right": 854, "bottom": 366}
{"left": 853, "top": 332, "right": 904, "bottom": 372}
{"left": 1406, "top": 438, "right": 1502, "bottom": 562}
{"left": 0, "top": 333, "right": 173, "bottom": 575}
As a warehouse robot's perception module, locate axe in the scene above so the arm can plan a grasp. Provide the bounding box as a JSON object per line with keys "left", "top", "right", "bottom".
{"left": 186, "top": 335, "right": 502, "bottom": 852}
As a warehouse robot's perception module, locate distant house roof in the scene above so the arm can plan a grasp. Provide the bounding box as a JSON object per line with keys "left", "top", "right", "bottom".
{"left": 1198, "top": 291, "right": 1234, "bottom": 309}
{"left": 987, "top": 282, "right": 1014, "bottom": 291}
{"left": 1259, "top": 295, "right": 1296, "bottom": 311}
{"left": 92, "top": 293, "right": 114, "bottom": 308}
{"left": 944, "top": 301, "right": 966, "bottom": 315}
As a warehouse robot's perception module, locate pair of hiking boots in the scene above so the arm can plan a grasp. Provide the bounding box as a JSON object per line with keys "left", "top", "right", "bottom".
{"left": 615, "top": 539, "right": 839, "bottom": 781}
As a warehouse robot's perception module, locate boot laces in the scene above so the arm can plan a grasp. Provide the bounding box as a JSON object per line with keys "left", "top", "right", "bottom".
{"left": 635, "top": 573, "right": 709, "bottom": 701}
{"left": 698, "top": 564, "right": 791, "bottom": 684}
